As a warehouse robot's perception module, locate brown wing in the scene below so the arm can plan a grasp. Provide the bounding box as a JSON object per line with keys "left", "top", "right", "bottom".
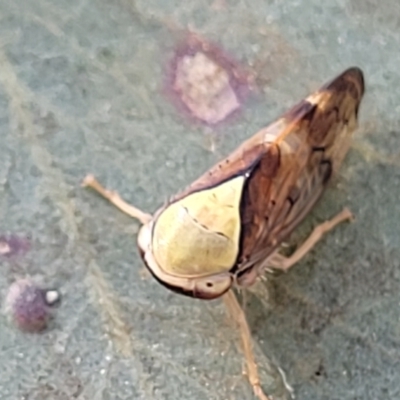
{"left": 167, "top": 67, "right": 364, "bottom": 278}
{"left": 235, "top": 67, "right": 364, "bottom": 275}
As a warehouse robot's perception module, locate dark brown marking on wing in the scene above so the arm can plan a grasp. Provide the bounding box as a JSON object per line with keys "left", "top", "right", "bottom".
{"left": 259, "top": 142, "right": 281, "bottom": 177}
{"left": 237, "top": 143, "right": 281, "bottom": 262}
{"left": 322, "top": 67, "right": 365, "bottom": 104}
{"left": 320, "top": 159, "right": 333, "bottom": 184}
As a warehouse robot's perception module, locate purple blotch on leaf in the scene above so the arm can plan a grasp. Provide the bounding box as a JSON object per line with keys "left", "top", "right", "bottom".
{"left": 165, "top": 35, "right": 253, "bottom": 126}
{"left": 5, "top": 279, "right": 61, "bottom": 333}
{"left": 0, "top": 235, "right": 30, "bottom": 258}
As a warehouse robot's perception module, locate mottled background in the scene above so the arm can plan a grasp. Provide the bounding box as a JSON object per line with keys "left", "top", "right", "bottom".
{"left": 0, "top": 1, "right": 399, "bottom": 399}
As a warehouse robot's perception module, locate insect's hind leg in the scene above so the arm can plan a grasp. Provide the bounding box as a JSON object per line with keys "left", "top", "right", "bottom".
{"left": 82, "top": 174, "right": 152, "bottom": 224}
{"left": 223, "top": 290, "right": 272, "bottom": 400}
{"left": 268, "top": 208, "right": 354, "bottom": 272}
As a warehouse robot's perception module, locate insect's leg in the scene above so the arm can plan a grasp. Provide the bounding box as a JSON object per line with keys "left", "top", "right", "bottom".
{"left": 223, "top": 290, "right": 272, "bottom": 400}
{"left": 81, "top": 175, "right": 152, "bottom": 224}
{"left": 268, "top": 208, "right": 353, "bottom": 272}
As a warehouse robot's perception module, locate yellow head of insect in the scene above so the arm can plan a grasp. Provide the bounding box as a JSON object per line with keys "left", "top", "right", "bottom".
{"left": 137, "top": 175, "right": 245, "bottom": 298}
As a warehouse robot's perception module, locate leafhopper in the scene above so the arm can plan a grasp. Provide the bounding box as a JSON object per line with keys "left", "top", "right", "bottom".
{"left": 83, "top": 67, "right": 364, "bottom": 399}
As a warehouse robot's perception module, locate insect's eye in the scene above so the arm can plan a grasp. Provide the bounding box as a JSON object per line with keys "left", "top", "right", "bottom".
{"left": 192, "top": 274, "right": 232, "bottom": 299}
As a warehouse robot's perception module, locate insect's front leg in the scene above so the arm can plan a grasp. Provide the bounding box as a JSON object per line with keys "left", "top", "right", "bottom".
{"left": 268, "top": 208, "right": 354, "bottom": 272}
{"left": 81, "top": 175, "right": 152, "bottom": 224}
{"left": 223, "top": 290, "right": 272, "bottom": 400}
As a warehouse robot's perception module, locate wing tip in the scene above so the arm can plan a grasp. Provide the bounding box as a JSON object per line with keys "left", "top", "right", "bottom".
{"left": 323, "top": 66, "right": 365, "bottom": 100}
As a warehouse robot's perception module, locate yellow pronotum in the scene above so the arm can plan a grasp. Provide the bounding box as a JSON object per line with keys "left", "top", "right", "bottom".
{"left": 152, "top": 176, "right": 245, "bottom": 276}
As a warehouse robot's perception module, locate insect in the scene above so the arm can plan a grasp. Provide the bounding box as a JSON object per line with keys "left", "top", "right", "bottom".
{"left": 83, "top": 67, "right": 364, "bottom": 400}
